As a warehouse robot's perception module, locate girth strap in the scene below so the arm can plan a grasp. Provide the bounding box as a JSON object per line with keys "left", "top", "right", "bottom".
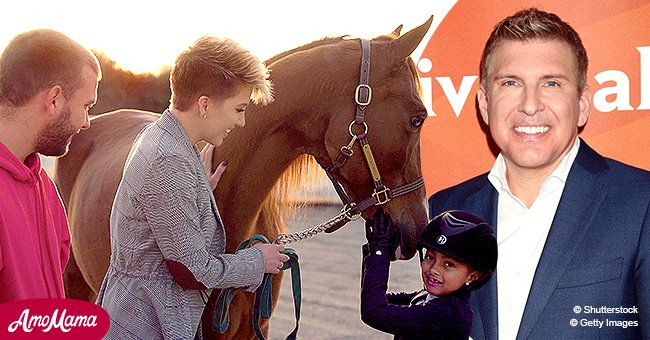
{"left": 213, "top": 235, "right": 301, "bottom": 340}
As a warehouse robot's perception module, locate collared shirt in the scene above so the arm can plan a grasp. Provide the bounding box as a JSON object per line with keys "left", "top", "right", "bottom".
{"left": 421, "top": 294, "right": 437, "bottom": 305}
{"left": 411, "top": 292, "right": 437, "bottom": 306}
{"left": 488, "top": 138, "right": 580, "bottom": 340}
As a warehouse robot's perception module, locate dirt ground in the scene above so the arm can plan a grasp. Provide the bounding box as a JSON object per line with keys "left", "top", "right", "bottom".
{"left": 268, "top": 204, "right": 422, "bottom": 340}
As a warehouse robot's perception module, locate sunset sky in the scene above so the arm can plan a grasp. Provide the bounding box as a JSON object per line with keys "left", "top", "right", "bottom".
{"left": 1, "top": 0, "right": 454, "bottom": 74}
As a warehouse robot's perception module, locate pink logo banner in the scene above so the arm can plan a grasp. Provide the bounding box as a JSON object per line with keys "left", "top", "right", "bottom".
{"left": 0, "top": 298, "right": 109, "bottom": 339}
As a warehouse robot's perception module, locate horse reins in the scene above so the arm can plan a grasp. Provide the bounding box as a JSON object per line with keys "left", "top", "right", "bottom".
{"left": 274, "top": 38, "right": 424, "bottom": 244}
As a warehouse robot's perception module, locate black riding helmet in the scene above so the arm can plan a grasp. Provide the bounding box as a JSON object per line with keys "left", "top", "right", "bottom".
{"left": 417, "top": 210, "right": 497, "bottom": 290}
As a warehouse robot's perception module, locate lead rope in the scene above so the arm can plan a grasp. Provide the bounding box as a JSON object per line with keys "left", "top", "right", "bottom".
{"left": 213, "top": 235, "right": 301, "bottom": 340}
{"left": 273, "top": 172, "right": 424, "bottom": 245}
{"left": 273, "top": 205, "right": 361, "bottom": 245}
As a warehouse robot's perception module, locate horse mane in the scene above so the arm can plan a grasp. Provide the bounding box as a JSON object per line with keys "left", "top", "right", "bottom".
{"left": 262, "top": 154, "right": 322, "bottom": 227}
{"left": 257, "top": 37, "right": 352, "bottom": 230}
{"left": 264, "top": 36, "right": 349, "bottom": 66}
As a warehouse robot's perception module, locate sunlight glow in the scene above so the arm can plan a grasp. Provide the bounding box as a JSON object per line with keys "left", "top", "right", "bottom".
{"left": 2, "top": 0, "right": 455, "bottom": 74}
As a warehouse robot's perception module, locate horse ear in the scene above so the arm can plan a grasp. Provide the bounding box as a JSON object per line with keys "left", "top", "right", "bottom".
{"left": 389, "top": 15, "right": 433, "bottom": 60}
{"left": 390, "top": 24, "right": 404, "bottom": 37}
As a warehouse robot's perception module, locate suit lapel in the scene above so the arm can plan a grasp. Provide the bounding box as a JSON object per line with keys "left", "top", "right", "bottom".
{"left": 465, "top": 182, "right": 500, "bottom": 340}
{"left": 516, "top": 141, "right": 609, "bottom": 339}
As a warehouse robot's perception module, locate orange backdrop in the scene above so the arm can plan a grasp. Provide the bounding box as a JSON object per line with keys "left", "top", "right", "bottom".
{"left": 419, "top": 0, "right": 650, "bottom": 196}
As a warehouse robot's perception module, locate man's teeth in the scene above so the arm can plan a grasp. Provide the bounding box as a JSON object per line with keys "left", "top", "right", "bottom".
{"left": 515, "top": 126, "right": 549, "bottom": 134}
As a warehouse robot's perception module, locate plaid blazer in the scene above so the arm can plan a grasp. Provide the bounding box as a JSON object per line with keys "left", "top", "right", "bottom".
{"left": 97, "top": 110, "right": 264, "bottom": 339}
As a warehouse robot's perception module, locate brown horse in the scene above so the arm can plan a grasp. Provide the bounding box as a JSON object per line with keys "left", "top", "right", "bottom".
{"left": 55, "top": 17, "right": 432, "bottom": 339}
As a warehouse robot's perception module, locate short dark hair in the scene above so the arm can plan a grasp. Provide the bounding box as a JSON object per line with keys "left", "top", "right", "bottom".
{"left": 0, "top": 29, "right": 101, "bottom": 107}
{"left": 480, "top": 8, "right": 588, "bottom": 93}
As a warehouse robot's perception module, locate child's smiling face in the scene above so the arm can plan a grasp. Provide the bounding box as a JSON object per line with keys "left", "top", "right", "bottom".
{"left": 421, "top": 249, "right": 481, "bottom": 296}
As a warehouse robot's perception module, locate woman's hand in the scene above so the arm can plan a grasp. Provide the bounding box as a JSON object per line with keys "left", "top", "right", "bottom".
{"left": 200, "top": 143, "right": 227, "bottom": 191}
{"left": 254, "top": 243, "right": 290, "bottom": 274}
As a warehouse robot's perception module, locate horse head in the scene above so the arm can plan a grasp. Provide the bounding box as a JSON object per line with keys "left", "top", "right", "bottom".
{"left": 268, "top": 17, "right": 433, "bottom": 260}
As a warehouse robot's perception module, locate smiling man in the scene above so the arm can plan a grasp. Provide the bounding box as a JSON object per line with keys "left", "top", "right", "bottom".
{"left": 428, "top": 8, "right": 650, "bottom": 340}
{"left": 0, "top": 29, "right": 101, "bottom": 302}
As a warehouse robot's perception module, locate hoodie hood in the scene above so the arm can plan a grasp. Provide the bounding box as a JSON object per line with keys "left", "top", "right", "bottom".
{"left": 0, "top": 141, "right": 41, "bottom": 183}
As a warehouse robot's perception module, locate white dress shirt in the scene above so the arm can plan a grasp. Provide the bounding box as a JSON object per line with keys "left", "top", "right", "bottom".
{"left": 488, "top": 138, "right": 580, "bottom": 340}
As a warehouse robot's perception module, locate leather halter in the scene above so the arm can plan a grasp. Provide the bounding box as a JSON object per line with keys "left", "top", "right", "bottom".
{"left": 323, "top": 38, "right": 425, "bottom": 233}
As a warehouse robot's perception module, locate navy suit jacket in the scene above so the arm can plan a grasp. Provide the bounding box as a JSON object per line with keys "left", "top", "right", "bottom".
{"left": 428, "top": 140, "right": 650, "bottom": 340}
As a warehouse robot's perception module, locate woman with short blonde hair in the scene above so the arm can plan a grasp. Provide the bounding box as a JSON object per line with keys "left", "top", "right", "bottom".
{"left": 97, "top": 35, "right": 286, "bottom": 340}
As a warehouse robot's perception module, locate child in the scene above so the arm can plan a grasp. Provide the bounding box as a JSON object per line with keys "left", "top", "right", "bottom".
{"left": 361, "top": 209, "right": 497, "bottom": 339}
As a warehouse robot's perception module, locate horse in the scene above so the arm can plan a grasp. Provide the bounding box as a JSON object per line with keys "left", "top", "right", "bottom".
{"left": 54, "top": 17, "right": 433, "bottom": 339}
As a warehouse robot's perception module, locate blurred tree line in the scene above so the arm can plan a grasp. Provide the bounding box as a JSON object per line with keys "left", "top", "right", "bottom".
{"left": 90, "top": 50, "right": 171, "bottom": 115}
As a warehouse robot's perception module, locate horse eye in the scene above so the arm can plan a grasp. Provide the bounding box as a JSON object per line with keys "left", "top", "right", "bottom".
{"left": 410, "top": 116, "right": 425, "bottom": 129}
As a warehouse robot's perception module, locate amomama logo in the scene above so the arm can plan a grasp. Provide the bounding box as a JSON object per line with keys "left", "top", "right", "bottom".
{"left": 0, "top": 298, "right": 109, "bottom": 339}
